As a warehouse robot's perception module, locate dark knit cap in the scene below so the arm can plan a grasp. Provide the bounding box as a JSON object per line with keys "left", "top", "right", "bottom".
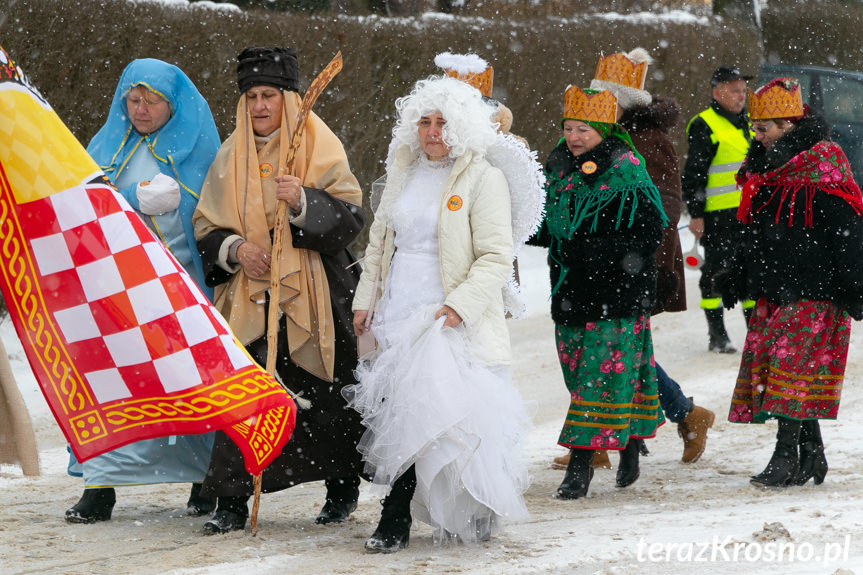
{"left": 710, "top": 66, "right": 753, "bottom": 87}
{"left": 236, "top": 47, "right": 300, "bottom": 93}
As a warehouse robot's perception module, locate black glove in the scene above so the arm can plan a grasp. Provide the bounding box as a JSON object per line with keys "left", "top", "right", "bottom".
{"left": 845, "top": 302, "right": 863, "bottom": 321}
{"left": 711, "top": 268, "right": 738, "bottom": 310}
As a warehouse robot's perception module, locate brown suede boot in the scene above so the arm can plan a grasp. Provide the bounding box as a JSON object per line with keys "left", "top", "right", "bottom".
{"left": 552, "top": 449, "right": 612, "bottom": 470}
{"left": 552, "top": 452, "right": 569, "bottom": 470}
{"left": 678, "top": 402, "right": 716, "bottom": 463}
{"left": 592, "top": 450, "right": 612, "bottom": 469}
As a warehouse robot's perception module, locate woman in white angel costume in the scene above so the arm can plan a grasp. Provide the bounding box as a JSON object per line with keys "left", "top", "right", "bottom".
{"left": 347, "top": 74, "right": 545, "bottom": 553}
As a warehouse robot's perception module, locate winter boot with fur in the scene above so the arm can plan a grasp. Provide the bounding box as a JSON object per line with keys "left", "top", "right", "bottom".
{"left": 678, "top": 401, "right": 716, "bottom": 463}
{"left": 556, "top": 449, "right": 595, "bottom": 499}
{"left": 616, "top": 439, "right": 642, "bottom": 488}
{"left": 751, "top": 418, "right": 802, "bottom": 488}
{"left": 705, "top": 308, "right": 736, "bottom": 353}
{"left": 366, "top": 466, "right": 416, "bottom": 553}
{"left": 65, "top": 487, "right": 116, "bottom": 523}
{"left": 793, "top": 420, "right": 828, "bottom": 486}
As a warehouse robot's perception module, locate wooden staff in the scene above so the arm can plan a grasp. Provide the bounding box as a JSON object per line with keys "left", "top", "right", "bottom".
{"left": 250, "top": 51, "right": 343, "bottom": 537}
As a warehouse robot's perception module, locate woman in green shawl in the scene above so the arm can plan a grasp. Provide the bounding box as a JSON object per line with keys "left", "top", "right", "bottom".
{"left": 530, "top": 86, "right": 668, "bottom": 499}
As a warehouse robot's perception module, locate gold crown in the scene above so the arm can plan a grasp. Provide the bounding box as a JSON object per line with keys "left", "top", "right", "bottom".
{"left": 748, "top": 78, "right": 804, "bottom": 120}
{"left": 594, "top": 52, "right": 648, "bottom": 90}
{"left": 563, "top": 86, "right": 618, "bottom": 124}
{"left": 443, "top": 66, "right": 494, "bottom": 98}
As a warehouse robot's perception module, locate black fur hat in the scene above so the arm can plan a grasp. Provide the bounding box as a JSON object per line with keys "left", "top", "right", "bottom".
{"left": 236, "top": 47, "right": 299, "bottom": 93}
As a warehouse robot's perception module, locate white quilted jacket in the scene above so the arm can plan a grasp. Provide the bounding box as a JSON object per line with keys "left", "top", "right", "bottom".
{"left": 353, "top": 145, "right": 514, "bottom": 365}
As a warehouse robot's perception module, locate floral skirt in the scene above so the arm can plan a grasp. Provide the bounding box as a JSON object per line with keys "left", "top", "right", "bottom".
{"left": 555, "top": 316, "right": 664, "bottom": 451}
{"left": 728, "top": 298, "right": 850, "bottom": 424}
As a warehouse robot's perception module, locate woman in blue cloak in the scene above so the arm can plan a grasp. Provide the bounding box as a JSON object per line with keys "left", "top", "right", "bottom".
{"left": 65, "top": 58, "right": 220, "bottom": 523}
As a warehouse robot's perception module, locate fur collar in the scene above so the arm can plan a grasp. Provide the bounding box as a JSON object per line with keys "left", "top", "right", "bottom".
{"left": 619, "top": 95, "right": 681, "bottom": 134}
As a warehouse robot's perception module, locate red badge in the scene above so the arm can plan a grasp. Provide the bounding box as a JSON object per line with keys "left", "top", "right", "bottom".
{"left": 259, "top": 163, "right": 273, "bottom": 178}
{"left": 447, "top": 195, "right": 463, "bottom": 211}
{"left": 581, "top": 161, "right": 597, "bottom": 175}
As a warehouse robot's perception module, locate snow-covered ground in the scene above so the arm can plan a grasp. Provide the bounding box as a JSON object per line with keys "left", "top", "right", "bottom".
{"left": 2, "top": 232, "right": 862, "bottom": 575}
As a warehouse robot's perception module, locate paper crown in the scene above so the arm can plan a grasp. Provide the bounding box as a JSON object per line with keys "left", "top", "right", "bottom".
{"left": 435, "top": 52, "right": 494, "bottom": 98}
{"left": 594, "top": 51, "right": 648, "bottom": 91}
{"left": 748, "top": 77, "right": 804, "bottom": 120}
{"left": 563, "top": 86, "right": 618, "bottom": 124}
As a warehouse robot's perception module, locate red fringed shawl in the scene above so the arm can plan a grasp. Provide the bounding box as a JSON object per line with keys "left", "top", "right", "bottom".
{"left": 736, "top": 140, "right": 863, "bottom": 227}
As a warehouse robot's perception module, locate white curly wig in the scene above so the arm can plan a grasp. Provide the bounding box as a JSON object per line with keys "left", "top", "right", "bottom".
{"left": 392, "top": 75, "right": 499, "bottom": 159}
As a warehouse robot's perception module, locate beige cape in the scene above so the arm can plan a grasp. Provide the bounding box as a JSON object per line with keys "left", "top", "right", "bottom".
{"left": 194, "top": 91, "right": 361, "bottom": 382}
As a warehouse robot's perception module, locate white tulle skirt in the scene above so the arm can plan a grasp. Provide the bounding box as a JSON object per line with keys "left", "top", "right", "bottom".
{"left": 345, "top": 306, "right": 532, "bottom": 543}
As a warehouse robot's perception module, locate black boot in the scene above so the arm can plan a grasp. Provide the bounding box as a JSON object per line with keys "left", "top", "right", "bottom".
{"left": 616, "top": 439, "right": 642, "bottom": 488}
{"left": 65, "top": 487, "right": 116, "bottom": 523}
{"left": 793, "top": 420, "right": 828, "bottom": 486}
{"left": 315, "top": 476, "right": 360, "bottom": 524}
{"left": 365, "top": 466, "right": 415, "bottom": 553}
{"left": 186, "top": 483, "right": 217, "bottom": 517}
{"left": 705, "top": 308, "right": 736, "bottom": 353}
{"left": 556, "top": 449, "right": 594, "bottom": 499}
{"left": 202, "top": 496, "right": 249, "bottom": 535}
{"left": 751, "top": 418, "right": 802, "bottom": 488}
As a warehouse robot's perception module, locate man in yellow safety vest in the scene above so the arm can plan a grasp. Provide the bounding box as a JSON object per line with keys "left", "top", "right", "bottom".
{"left": 682, "top": 66, "right": 756, "bottom": 353}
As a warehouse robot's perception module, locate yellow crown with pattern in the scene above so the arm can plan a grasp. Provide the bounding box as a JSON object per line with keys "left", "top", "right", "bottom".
{"left": 594, "top": 52, "right": 648, "bottom": 91}
{"left": 435, "top": 52, "right": 494, "bottom": 98}
{"left": 748, "top": 77, "right": 804, "bottom": 120}
{"left": 563, "top": 86, "right": 618, "bottom": 124}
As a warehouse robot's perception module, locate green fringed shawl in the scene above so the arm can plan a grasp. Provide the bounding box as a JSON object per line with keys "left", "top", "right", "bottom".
{"left": 543, "top": 149, "right": 668, "bottom": 295}
{"left": 545, "top": 148, "right": 667, "bottom": 237}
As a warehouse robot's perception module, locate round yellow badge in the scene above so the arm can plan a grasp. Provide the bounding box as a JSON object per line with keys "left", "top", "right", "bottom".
{"left": 581, "top": 161, "right": 597, "bottom": 175}
{"left": 447, "top": 195, "right": 464, "bottom": 211}
{"left": 259, "top": 163, "right": 274, "bottom": 178}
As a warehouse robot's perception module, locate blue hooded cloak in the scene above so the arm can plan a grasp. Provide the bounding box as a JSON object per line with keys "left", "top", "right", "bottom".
{"left": 87, "top": 58, "right": 219, "bottom": 300}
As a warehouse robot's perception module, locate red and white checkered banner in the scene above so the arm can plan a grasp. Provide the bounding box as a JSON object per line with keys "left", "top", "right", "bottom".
{"left": 0, "top": 46, "right": 296, "bottom": 475}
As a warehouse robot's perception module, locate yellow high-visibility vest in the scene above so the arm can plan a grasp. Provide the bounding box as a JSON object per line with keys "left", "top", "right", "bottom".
{"left": 687, "top": 107, "right": 753, "bottom": 212}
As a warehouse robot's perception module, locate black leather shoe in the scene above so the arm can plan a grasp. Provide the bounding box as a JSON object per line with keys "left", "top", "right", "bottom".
{"left": 792, "top": 420, "right": 828, "bottom": 486}
{"left": 556, "top": 449, "right": 595, "bottom": 500}
{"left": 474, "top": 515, "right": 495, "bottom": 542}
{"left": 365, "top": 526, "right": 410, "bottom": 553}
{"left": 750, "top": 418, "right": 801, "bottom": 488}
{"left": 202, "top": 509, "right": 247, "bottom": 535}
{"left": 616, "top": 440, "right": 641, "bottom": 488}
{"left": 65, "top": 488, "right": 116, "bottom": 524}
{"left": 315, "top": 499, "right": 358, "bottom": 524}
{"left": 186, "top": 483, "right": 217, "bottom": 517}
{"left": 792, "top": 442, "right": 828, "bottom": 486}
{"left": 708, "top": 334, "right": 737, "bottom": 354}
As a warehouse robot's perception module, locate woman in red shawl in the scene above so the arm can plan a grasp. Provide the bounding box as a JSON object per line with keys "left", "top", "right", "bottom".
{"left": 727, "top": 77, "right": 863, "bottom": 488}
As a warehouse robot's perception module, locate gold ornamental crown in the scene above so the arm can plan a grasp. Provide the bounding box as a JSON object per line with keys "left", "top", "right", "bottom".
{"left": 594, "top": 52, "right": 648, "bottom": 91}
{"left": 445, "top": 67, "right": 494, "bottom": 98}
{"left": 563, "top": 86, "right": 618, "bottom": 124}
{"left": 748, "top": 78, "right": 804, "bottom": 120}
{"left": 435, "top": 52, "right": 494, "bottom": 98}
{"left": 443, "top": 67, "right": 494, "bottom": 98}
